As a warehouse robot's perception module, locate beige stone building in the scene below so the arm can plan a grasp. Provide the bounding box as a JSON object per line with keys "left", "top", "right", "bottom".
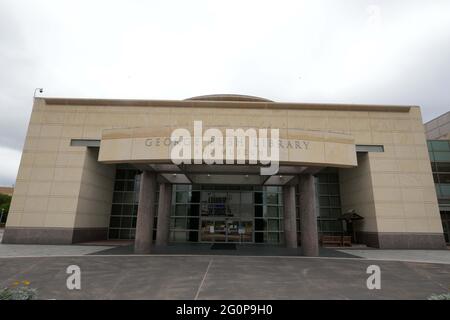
{"left": 425, "top": 111, "right": 450, "bottom": 140}
{"left": 2, "top": 94, "right": 446, "bottom": 253}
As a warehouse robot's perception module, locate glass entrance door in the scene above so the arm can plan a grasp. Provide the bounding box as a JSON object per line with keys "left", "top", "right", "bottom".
{"left": 200, "top": 218, "right": 253, "bottom": 243}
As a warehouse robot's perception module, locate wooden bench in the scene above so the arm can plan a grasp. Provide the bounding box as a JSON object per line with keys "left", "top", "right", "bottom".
{"left": 342, "top": 236, "right": 352, "bottom": 247}
{"left": 321, "top": 235, "right": 343, "bottom": 247}
{"left": 321, "top": 235, "right": 353, "bottom": 247}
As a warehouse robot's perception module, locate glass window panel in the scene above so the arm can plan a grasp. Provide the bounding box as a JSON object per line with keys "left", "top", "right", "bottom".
{"left": 254, "top": 205, "right": 263, "bottom": 218}
{"left": 433, "top": 174, "right": 439, "bottom": 183}
{"left": 122, "top": 192, "right": 134, "bottom": 204}
{"left": 187, "top": 218, "right": 199, "bottom": 230}
{"left": 434, "top": 152, "right": 450, "bottom": 162}
{"left": 319, "top": 208, "right": 330, "bottom": 217}
{"left": 254, "top": 232, "right": 265, "bottom": 243}
{"left": 241, "top": 192, "right": 253, "bottom": 204}
{"left": 187, "top": 231, "right": 198, "bottom": 242}
{"left": 319, "top": 196, "right": 330, "bottom": 206}
{"left": 265, "top": 186, "right": 280, "bottom": 193}
{"left": 175, "top": 205, "right": 187, "bottom": 216}
{"left": 109, "top": 216, "right": 120, "bottom": 228}
{"left": 228, "top": 204, "right": 240, "bottom": 216}
{"left": 267, "top": 219, "right": 280, "bottom": 231}
{"left": 436, "top": 162, "right": 450, "bottom": 173}
{"left": 429, "top": 152, "right": 435, "bottom": 161}
{"left": 214, "top": 192, "right": 227, "bottom": 203}
{"left": 431, "top": 140, "right": 450, "bottom": 151}
{"left": 114, "top": 181, "right": 125, "bottom": 191}
{"left": 440, "top": 184, "right": 450, "bottom": 197}
{"left": 435, "top": 184, "right": 441, "bottom": 197}
{"left": 124, "top": 181, "right": 135, "bottom": 191}
{"left": 174, "top": 218, "right": 186, "bottom": 229}
{"left": 331, "top": 208, "right": 342, "bottom": 217}
{"left": 228, "top": 192, "right": 240, "bottom": 204}
{"left": 328, "top": 184, "right": 340, "bottom": 195}
{"left": 108, "top": 229, "right": 119, "bottom": 239}
{"left": 190, "top": 191, "right": 200, "bottom": 203}
{"left": 111, "top": 204, "right": 122, "bottom": 216}
{"left": 318, "top": 184, "right": 328, "bottom": 194}
{"left": 267, "top": 206, "right": 279, "bottom": 217}
{"left": 121, "top": 217, "right": 133, "bottom": 228}
{"left": 113, "top": 192, "right": 123, "bottom": 203}
{"left": 176, "top": 192, "right": 188, "bottom": 203}
{"left": 254, "top": 218, "right": 266, "bottom": 231}
{"left": 254, "top": 192, "right": 263, "bottom": 204}
{"left": 171, "top": 231, "right": 187, "bottom": 242}
{"left": 201, "top": 191, "right": 212, "bottom": 202}
{"left": 133, "top": 191, "right": 140, "bottom": 204}
{"left": 187, "top": 204, "right": 200, "bottom": 216}
{"left": 328, "top": 174, "right": 339, "bottom": 183}
{"left": 329, "top": 196, "right": 341, "bottom": 207}
{"left": 176, "top": 185, "right": 190, "bottom": 191}
{"left": 267, "top": 232, "right": 279, "bottom": 243}
{"left": 122, "top": 205, "right": 134, "bottom": 216}
{"left": 266, "top": 193, "right": 278, "bottom": 204}
{"left": 317, "top": 174, "right": 327, "bottom": 183}
{"left": 438, "top": 174, "right": 450, "bottom": 183}
{"left": 214, "top": 203, "right": 226, "bottom": 216}
{"left": 125, "top": 170, "right": 136, "bottom": 180}
{"left": 119, "top": 229, "right": 131, "bottom": 239}
{"left": 115, "top": 170, "right": 126, "bottom": 179}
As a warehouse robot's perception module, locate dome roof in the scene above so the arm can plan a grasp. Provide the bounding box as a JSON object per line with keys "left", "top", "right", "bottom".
{"left": 185, "top": 94, "right": 273, "bottom": 102}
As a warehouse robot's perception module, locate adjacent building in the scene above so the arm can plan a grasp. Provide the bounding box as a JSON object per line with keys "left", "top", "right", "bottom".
{"left": 2, "top": 95, "right": 447, "bottom": 254}
{"left": 425, "top": 112, "right": 450, "bottom": 244}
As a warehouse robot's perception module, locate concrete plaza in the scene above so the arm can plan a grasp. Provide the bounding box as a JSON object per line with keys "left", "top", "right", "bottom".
{"left": 0, "top": 253, "right": 449, "bottom": 299}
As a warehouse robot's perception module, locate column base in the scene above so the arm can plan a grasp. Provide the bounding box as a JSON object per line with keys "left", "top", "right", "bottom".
{"left": 1, "top": 227, "right": 108, "bottom": 244}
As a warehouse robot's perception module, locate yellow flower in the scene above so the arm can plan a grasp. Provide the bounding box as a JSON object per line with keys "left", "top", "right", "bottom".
{"left": 22, "top": 280, "right": 30, "bottom": 286}
{"left": 12, "top": 281, "right": 20, "bottom": 286}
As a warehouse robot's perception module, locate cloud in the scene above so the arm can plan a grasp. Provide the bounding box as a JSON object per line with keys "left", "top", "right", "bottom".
{"left": 0, "top": 146, "right": 21, "bottom": 186}
{"left": 0, "top": 0, "right": 449, "bottom": 185}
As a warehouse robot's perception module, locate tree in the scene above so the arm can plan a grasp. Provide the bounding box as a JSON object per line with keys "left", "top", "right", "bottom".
{"left": 0, "top": 193, "right": 11, "bottom": 224}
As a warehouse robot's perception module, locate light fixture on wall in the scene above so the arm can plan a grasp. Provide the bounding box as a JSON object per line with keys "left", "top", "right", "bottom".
{"left": 33, "top": 88, "right": 44, "bottom": 98}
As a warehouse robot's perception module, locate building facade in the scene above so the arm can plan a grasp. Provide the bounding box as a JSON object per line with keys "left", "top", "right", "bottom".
{"left": 425, "top": 112, "right": 450, "bottom": 244}
{"left": 2, "top": 95, "right": 447, "bottom": 253}
{"left": 425, "top": 111, "right": 450, "bottom": 140}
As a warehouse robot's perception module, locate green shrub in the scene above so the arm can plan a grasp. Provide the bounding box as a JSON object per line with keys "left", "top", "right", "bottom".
{"left": 427, "top": 293, "right": 450, "bottom": 300}
{"left": 0, "top": 284, "right": 37, "bottom": 300}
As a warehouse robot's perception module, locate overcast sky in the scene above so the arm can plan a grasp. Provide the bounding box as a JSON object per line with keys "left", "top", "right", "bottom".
{"left": 1, "top": 0, "right": 450, "bottom": 186}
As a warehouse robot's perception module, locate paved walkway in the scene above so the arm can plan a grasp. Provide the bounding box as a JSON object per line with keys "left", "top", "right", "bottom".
{"left": 0, "top": 240, "right": 449, "bottom": 265}
{"left": 0, "top": 244, "right": 115, "bottom": 257}
{"left": 0, "top": 255, "right": 448, "bottom": 299}
{"left": 339, "top": 249, "right": 450, "bottom": 265}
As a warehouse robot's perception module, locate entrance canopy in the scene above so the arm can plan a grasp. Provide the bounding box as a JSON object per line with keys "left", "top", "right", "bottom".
{"left": 130, "top": 163, "right": 325, "bottom": 186}
{"left": 97, "top": 126, "right": 358, "bottom": 170}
